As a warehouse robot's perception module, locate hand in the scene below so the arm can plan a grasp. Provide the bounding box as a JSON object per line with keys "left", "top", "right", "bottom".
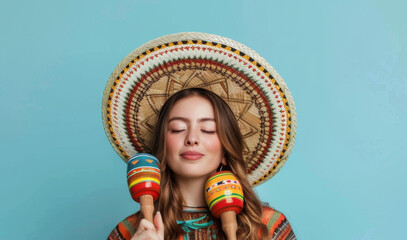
{"left": 131, "top": 212, "right": 164, "bottom": 240}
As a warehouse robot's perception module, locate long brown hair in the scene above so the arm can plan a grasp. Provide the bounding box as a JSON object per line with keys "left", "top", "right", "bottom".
{"left": 150, "top": 88, "right": 269, "bottom": 240}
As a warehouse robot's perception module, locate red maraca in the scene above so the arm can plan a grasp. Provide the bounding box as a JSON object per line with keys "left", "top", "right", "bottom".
{"left": 205, "top": 171, "right": 244, "bottom": 240}
{"left": 127, "top": 153, "right": 161, "bottom": 222}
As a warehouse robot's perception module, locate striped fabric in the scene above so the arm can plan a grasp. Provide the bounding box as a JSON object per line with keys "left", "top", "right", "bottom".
{"left": 262, "top": 207, "right": 296, "bottom": 240}
{"left": 107, "top": 206, "right": 296, "bottom": 240}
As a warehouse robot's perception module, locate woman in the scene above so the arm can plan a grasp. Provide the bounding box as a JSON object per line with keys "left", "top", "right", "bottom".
{"left": 107, "top": 88, "right": 295, "bottom": 240}
{"left": 103, "top": 32, "right": 297, "bottom": 240}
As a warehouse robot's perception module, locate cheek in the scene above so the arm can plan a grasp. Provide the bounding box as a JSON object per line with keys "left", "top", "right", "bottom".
{"left": 204, "top": 136, "right": 223, "bottom": 154}
{"left": 165, "top": 133, "right": 180, "bottom": 154}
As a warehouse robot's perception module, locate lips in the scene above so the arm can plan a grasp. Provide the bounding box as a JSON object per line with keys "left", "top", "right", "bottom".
{"left": 180, "top": 151, "right": 204, "bottom": 160}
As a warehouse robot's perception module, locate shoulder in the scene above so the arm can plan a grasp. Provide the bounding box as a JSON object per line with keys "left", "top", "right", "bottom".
{"left": 107, "top": 213, "right": 139, "bottom": 240}
{"left": 261, "top": 205, "right": 296, "bottom": 240}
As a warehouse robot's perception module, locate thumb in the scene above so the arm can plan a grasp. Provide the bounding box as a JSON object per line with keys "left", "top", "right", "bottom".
{"left": 154, "top": 211, "right": 164, "bottom": 238}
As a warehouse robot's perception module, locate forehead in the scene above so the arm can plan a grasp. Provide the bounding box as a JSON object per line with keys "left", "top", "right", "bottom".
{"left": 168, "top": 95, "right": 215, "bottom": 119}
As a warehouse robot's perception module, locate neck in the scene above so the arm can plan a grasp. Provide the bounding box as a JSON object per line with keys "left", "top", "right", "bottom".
{"left": 175, "top": 175, "right": 209, "bottom": 207}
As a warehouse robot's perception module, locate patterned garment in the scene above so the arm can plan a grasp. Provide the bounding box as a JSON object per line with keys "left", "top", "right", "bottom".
{"left": 107, "top": 206, "right": 296, "bottom": 240}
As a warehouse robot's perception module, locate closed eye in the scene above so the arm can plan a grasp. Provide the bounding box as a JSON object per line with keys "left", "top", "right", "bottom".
{"left": 170, "top": 129, "right": 185, "bottom": 133}
{"left": 201, "top": 130, "right": 216, "bottom": 134}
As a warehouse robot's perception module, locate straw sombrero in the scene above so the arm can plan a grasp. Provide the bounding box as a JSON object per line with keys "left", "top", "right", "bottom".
{"left": 102, "top": 32, "right": 296, "bottom": 186}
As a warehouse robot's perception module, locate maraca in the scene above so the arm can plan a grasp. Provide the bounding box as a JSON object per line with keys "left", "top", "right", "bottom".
{"left": 205, "top": 171, "right": 244, "bottom": 240}
{"left": 127, "top": 153, "right": 161, "bottom": 223}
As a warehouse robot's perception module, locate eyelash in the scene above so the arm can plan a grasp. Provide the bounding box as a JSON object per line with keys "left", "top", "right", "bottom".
{"left": 170, "top": 129, "right": 185, "bottom": 133}
{"left": 201, "top": 130, "right": 216, "bottom": 134}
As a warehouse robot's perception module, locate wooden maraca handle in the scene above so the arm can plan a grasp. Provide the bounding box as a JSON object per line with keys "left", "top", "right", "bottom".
{"left": 220, "top": 210, "right": 238, "bottom": 240}
{"left": 139, "top": 194, "right": 154, "bottom": 223}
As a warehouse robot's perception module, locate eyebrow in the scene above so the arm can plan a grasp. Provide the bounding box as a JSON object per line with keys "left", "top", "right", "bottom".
{"left": 168, "top": 117, "right": 215, "bottom": 123}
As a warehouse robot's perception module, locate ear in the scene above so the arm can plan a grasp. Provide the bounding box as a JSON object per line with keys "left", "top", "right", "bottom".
{"left": 221, "top": 155, "right": 227, "bottom": 166}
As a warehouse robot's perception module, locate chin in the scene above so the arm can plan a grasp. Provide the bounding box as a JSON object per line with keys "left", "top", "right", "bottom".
{"left": 176, "top": 169, "right": 217, "bottom": 179}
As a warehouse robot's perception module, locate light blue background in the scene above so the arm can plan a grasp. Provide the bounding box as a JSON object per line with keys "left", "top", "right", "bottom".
{"left": 1, "top": 0, "right": 405, "bottom": 239}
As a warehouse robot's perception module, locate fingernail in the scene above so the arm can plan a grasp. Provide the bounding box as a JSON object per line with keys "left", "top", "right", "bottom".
{"left": 156, "top": 211, "right": 161, "bottom": 215}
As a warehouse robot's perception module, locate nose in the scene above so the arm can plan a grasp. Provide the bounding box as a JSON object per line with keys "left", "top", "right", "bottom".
{"left": 185, "top": 130, "right": 199, "bottom": 146}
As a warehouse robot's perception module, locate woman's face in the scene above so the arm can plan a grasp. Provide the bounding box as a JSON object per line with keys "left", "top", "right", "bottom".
{"left": 165, "top": 95, "right": 226, "bottom": 180}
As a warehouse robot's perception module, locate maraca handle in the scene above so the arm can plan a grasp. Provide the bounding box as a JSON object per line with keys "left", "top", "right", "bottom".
{"left": 220, "top": 210, "right": 238, "bottom": 240}
{"left": 139, "top": 194, "right": 154, "bottom": 223}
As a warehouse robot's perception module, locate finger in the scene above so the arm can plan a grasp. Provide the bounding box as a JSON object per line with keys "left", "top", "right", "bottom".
{"left": 154, "top": 211, "right": 164, "bottom": 238}
{"left": 138, "top": 218, "right": 156, "bottom": 231}
{"left": 131, "top": 229, "right": 156, "bottom": 240}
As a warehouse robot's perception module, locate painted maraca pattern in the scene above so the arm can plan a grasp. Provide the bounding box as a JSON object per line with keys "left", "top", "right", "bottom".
{"left": 127, "top": 153, "right": 161, "bottom": 202}
{"left": 205, "top": 171, "right": 244, "bottom": 218}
